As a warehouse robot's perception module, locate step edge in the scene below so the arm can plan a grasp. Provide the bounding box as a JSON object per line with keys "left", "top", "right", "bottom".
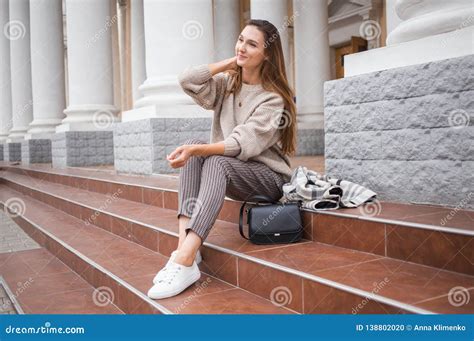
{"left": 2, "top": 175, "right": 473, "bottom": 278}
{"left": 0, "top": 275, "right": 26, "bottom": 314}
{"left": 3, "top": 167, "right": 472, "bottom": 236}
{"left": 217, "top": 245, "right": 435, "bottom": 315}
{"left": 305, "top": 208, "right": 474, "bottom": 237}
{"left": 0, "top": 182, "right": 439, "bottom": 315}
{"left": 0, "top": 198, "right": 299, "bottom": 315}
{"left": 0, "top": 200, "right": 174, "bottom": 315}
{"left": 2, "top": 166, "right": 180, "bottom": 192}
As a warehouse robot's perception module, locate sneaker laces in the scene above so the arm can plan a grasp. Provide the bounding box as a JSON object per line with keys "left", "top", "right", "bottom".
{"left": 154, "top": 252, "right": 177, "bottom": 282}
{"left": 157, "top": 263, "right": 182, "bottom": 285}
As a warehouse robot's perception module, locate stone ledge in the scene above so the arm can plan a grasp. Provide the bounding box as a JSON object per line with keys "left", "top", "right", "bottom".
{"left": 325, "top": 126, "right": 474, "bottom": 161}
{"left": 113, "top": 118, "right": 211, "bottom": 175}
{"left": 21, "top": 139, "right": 52, "bottom": 164}
{"left": 324, "top": 55, "right": 474, "bottom": 209}
{"left": 325, "top": 90, "right": 474, "bottom": 134}
{"left": 324, "top": 54, "right": 474, "bottom": 107}
{"left": 325, "top": 158, "right": 473, "bottom": 209}
{"left": 52, "top": 131, "right": 114, "bottom": 168}
{"left": 4, "top": 143, "right": 21, "bottom": 162}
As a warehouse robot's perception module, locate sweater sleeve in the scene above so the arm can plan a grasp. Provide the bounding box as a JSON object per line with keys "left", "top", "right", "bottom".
{"left": 178, "top": 64, "right": 227, "bottom": 110}
{"left": 222, "top": 94, "right": 285, "bottom": 161}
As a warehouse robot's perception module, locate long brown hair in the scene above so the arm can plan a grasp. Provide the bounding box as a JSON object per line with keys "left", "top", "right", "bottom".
{"left": 226, "top": 19, "right": 297, "bottom": 156}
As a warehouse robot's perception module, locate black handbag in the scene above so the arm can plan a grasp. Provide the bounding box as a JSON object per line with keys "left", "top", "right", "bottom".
{"left": 239, "top": 194, "right": 303, "bottom": 245}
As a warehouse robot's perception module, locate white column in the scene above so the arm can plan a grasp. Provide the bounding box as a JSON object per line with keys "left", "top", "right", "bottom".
{"left": 385, "top": 0, "right": 403, "bottom": 37}
{"left": 213, "top": 0, "right": 240, "bottom": 62}
{"left": 131, "top": 0, "right": 146, "bottom": 103}
{"left": 0, "top": 0, "right": 12, "bottom": 141}
{"left": 57, "top": 0, "right": 118, "bottom": 132}
{"left": 7, "top": 0, "right": 33, "bottom": 140}
{"left": 26, "top": 0, "right": 66, "bottom": 139}
{"left": 293, "top": 0, "right": 330, "bottom": 129}
{"left": 250, "top": 0, "right": 291, "bottom": 81}
{"left": 387, "top": 0, "right": 474, "bottom": 45}
{"left": 110, "top": 0, "right": 121, "bottom": 111}
{"left": 124, "top": 0, "right": 215, "bottom": 120}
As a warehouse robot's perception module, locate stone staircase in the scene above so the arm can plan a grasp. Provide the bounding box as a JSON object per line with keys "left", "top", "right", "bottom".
{"left": 0, "top": 162, "right": 472, "bottom": 314}
{"left": 0, "top": 248, "right": 124, "bottom": 314}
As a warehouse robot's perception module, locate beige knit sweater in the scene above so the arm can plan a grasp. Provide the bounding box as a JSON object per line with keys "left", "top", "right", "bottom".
{"left": 178, "top": 64, "right": 293, "bottom": 182}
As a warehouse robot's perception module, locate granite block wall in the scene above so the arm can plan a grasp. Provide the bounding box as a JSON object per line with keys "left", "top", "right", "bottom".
{"left": 114, "top": 117, "right": 211, "bottom": 175}
{"left": 324, "top": 55, "right": 474, "bottom": 209}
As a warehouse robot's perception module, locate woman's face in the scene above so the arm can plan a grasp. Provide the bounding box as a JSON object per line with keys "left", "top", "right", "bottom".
{"left": 235, "top": 25, "right": 266, "bottom": 69}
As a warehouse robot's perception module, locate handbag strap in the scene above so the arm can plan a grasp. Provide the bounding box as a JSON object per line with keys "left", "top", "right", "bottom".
{"left": 239, "top": 203, "right": 249, "bottom": 240}
{"left": 239, "top": 194, "right": 278, "bottom": 240}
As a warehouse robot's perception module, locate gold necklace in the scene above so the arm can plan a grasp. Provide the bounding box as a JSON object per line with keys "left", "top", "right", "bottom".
{"left": 238, "top": 86, "right": 247, "bottom": 107}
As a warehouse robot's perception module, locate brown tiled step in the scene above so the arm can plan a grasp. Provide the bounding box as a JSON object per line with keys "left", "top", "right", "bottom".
{"left": 1, "top": 183, "right": 473, "bottom": 314}
{"left": 2, "top": 164, "right": 473, "bottom": 256}
{"left": 0, "top": 188, "right": 294, "bottom": 314}
{"left": 0, "top": 248, "right": 124, "bottom": 314}
{"left": 1, "top": 170, "right": 472, "bottom": 277}
{"left": 0, "top": 165, "right": 247, "bottom": 234}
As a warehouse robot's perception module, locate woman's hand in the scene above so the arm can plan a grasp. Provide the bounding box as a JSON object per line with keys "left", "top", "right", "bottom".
{"left": 209, "top": 56, "right": 238, "bottom": 76}
{"left": 167, "top": 144, "right": 196, "bottom": 168}
{"left": 166, "top": 142, "right": 226, "bottom": 168}
{"left": 226, "top": 56, "right": 238, "bottom": 71}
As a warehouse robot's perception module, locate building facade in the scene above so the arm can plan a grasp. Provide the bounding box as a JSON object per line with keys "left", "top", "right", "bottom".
{"left": 0, "top": 0, "right": 387, "bottom": 161}
{"left": 0, "top": 0, "right": 472, "bottom": 207}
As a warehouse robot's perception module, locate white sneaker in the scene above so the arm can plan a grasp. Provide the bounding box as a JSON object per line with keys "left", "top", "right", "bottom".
{"left": 152, "top": 250, "right": 202, "bottom": 285}
{"left": 147, "top": 260, "right": 201, "bottom": 299}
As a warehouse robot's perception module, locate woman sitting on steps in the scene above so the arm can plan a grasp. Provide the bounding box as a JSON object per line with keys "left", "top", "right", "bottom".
{"left": 148, "top": 19, "right": 296, "bottom": 299}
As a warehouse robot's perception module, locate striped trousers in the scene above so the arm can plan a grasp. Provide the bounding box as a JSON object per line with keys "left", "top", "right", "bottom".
{"left": 177, "top": 139, "right": 285, "bottom": 242}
